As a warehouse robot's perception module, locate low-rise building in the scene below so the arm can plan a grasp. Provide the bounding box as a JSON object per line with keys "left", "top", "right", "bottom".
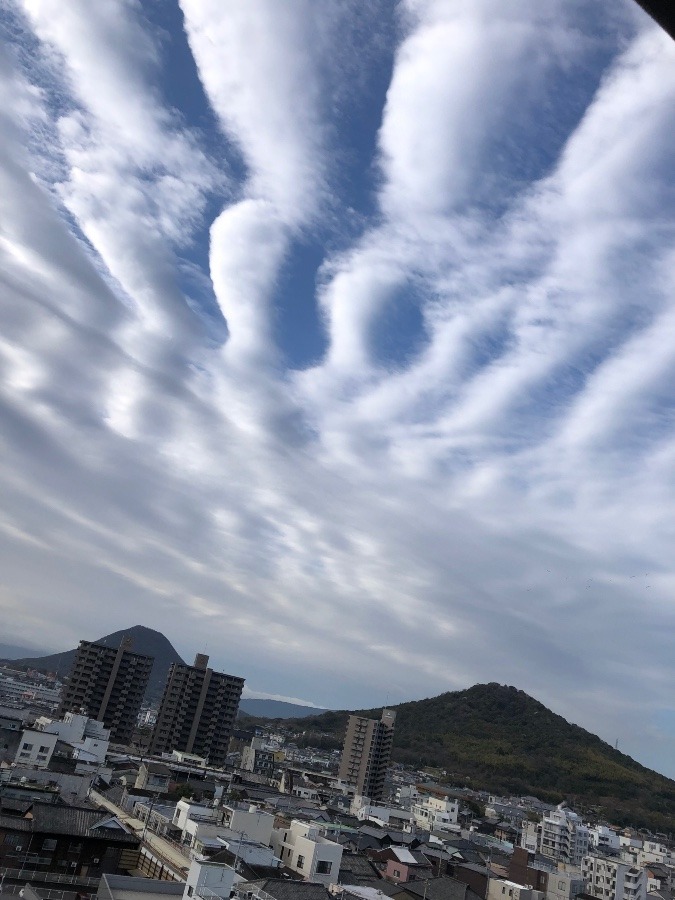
{"left": 271, "top": 819, "right": 343, "bottom": 884}
{"left": 356, "top": 804, "right": 412, "bottom": 830}
{"left": 173, "top": 798, "right": 218, "bottom": 834}
{"left": 241, "top": 739, "right": 276, "bottom": 778}
{"left": 14, "top": 728, "right": 58, "bottom": 768}
{"left": 589, "top": 827, "right": 621, "bottom": 855}
{"left": 545, "top": 868, "right": 586, "bottom": 900}
{"left": 382, "top": 846, "right": 433, "bottom": 884}
{"left": 135, "top": 761, "right": 172, "bottom": 792}
{"left": 223, "top": 804, "right": 275, "bottom": 845}
{"left": 411, "top": 795, "right": 458, "bottom": 832}
{"left": 0, "top": 801, "right": 139, "bottom": 880}
{"left": 487, "top": 878, "right": 545, "bottom": 900}
{"left": 34, "top": 711, "right": 110, "bottom": 764}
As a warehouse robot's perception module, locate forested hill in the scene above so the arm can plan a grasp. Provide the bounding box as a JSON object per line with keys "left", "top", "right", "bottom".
{"left": 273, "top": 683, "right": 675, "bottom": 831}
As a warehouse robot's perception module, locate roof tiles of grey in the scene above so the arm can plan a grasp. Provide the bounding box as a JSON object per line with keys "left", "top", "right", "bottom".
{"left": 0, "top": 802, "right": 137, "bottom": 843}
{"left": 99, "top": 874, "right": 185, "bottom": 899}
{"left": 145, "top": 762, "right": 172, "bottom": 775}
{"left": 338, "top": 853, "right": 382, "bottom": 885}
{"left": 380, "top": 877, "right": 482, "bottom": 900}
{"left": 419, "top": 845, "right": 455, "bottom": 860}
{"left": 358, "top": 827, "right": 421, "bottom": 845}
{"left": 244, "top": 880, "right": 332, "bottom": 900}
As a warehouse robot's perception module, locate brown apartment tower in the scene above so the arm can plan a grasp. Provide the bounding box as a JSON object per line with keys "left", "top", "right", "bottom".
{"left": 57, "top": 637, "right": 153, "bottom": 745}
{"left": 149, "top": 654, "right": 244, "bottom": 767}
{"left": 338, "top": 708, "right": 396, "bottom": 802}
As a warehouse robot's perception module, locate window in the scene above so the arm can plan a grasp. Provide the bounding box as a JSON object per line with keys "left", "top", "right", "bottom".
{"left": 39, "top": 745, "right": 50, "bottom": 753}
{"left": 297, "top": 855, "right": 305, "bottom": 870}
{"left": 316, "top": 861, "right": 332, "bottom": 875}
{"left": 22, "top": 743, "right": 33, "bottom": 750}
{"left": 42, "top": 839, "right": 57, "bottom": 851}
{"left": 393, "top": 870, "right": 401, "bottom": 878}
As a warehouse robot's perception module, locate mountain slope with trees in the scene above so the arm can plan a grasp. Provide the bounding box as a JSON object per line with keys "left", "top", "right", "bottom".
{"left": 275, "top": 683, "right": 675, "bottom": 831}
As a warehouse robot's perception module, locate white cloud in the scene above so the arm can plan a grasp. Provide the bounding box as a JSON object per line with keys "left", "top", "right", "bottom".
{"left": 3, "top": 0, "right": 675, "bottom": 779}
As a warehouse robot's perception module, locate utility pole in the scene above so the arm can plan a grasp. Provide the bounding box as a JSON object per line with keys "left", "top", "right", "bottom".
{"left": 141, "top": 792, "right": 160, "bottom": 842}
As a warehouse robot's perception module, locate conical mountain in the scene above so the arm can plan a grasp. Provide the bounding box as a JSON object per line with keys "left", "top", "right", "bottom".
{"left": 3, "top": 625, "right": 185, "bottom": 701}
{"left": 274, "top": 682, "right": 675, "bottom": 831}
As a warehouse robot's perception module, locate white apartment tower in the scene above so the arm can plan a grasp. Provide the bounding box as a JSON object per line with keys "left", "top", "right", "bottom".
{"left": 522, "top": 805, "right": 589, "bottom": 866}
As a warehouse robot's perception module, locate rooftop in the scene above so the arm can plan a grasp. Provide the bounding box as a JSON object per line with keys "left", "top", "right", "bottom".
{"left": 0, "top": 801, "right": 138, "bottom": 843}
{"left": 98, "top": 874, "right": 185, "bottom": 900}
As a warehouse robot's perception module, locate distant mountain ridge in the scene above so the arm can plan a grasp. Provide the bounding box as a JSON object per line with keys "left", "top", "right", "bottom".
{"left": 239, "top": 699, "right": 327, "bottom": 718}
{"left": 0, "top": 642, "right": 52, "bottom": 660}
{"left": 268, "top": 682, "right": 675, "bottom": 831}
{"left": 2, "top": 625, "right": 185, "bottom": 701}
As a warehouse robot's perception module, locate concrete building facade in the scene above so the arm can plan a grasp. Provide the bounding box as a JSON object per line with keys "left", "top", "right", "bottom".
{"left": 57, "top": 637, "right": 153, "bottom": 745}
{"left": 522, "top": 806, "right": 589, "bottom": 867}
{"left": 338, "top": 708, "right": 396, "bottom": 802}
{"left": 271, "top": 819, "right": 343, "bottom": 885}
{"left": 582, "top": 854, "right": 647, "bottom": 900}
{"left": 150, "top": 654, "right": 244, "bottom": 768}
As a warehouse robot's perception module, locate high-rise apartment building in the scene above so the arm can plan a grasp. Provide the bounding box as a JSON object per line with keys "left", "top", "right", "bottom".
{"left": 149, "top": 653, "right": 244, "bottom": 767}
{"left": 338, "top": 708, "right": 396, "bottom": 802}
{"left": 57, "top": 637, "right": 153, "bottom": 745}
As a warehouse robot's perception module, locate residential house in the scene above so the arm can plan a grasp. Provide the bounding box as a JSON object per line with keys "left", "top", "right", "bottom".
{"left": 34, "top": 712, "right": 110, "bottom": 765}
{"left": 271, "top": 819, "right": 343, "bottom": 884}
{"left": 0, "top": 801, "right": 139, "bottom": 880}
{"left": 14, "top": 728, "right": 58, "bottom": 769}
{"left": 487, "top": 879, "right": 544, "bottom": 900}
{"left": 378, "top": 876, "right": 484, "bottom": 900}
{"left": 381, "top": 846, "right": 433, "bottom": 884}
{"left": 355, "top": 803, "right": 412, "bottom": 830}
{"left": 135, "top": 762, "right": 172, "bottom": 792}
{"left": 241, "top": 739, "right": 276, "bottom": 779}
{"left": 412, "top": 795, "right": 459, "bottom": 832}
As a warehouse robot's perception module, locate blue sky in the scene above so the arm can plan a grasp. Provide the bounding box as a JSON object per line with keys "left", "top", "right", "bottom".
{"left": 2, "top": 0, "right": 675, "bottom": 777}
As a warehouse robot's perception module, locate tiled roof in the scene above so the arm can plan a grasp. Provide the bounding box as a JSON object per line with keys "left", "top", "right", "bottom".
{"left": 380, "top": 877, "right": 480, "bottom": 900}
{"left": 0, "top": 802, "right": 138, "bottom": 843}
{"left": 246, "top": 880, "right": 332, "bottom": 900}
{"left": 338, "top": 853, "right": 382, "bottom": 885}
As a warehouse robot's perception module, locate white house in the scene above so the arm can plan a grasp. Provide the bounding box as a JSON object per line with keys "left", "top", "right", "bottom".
{"left": 184, "top": 857, "right": 237, "bottom": 900}
{"left": 174, "top": 798, "right": 218, "bottom": 836}
{"left": 34, "top": 712, "right": 110, "bottom": 765}
{"left": 395, "top": 785, "right": 421, "bottom": 807}
{"left": 546, "top": 869, "right": 587, "bottom": 900}
{"left": 589, "top": 826, "right": 621, "bottom": 854}
{"left": 222, "top": 805, "right": 275, "bottom": 845}
{"left": 355, "top": 804, "right": 412, "bottom": 830}
{"left": 412, "top": 795, "right": 459, "bottom": 831}
{"left": 488, "top": 879, "right": 545, "bottom": 900}
{"left": 271, "top": 819, "right": 343, "bottom": 885}
{"left": 14, "top": 728, "right": 58, "bottom": 768}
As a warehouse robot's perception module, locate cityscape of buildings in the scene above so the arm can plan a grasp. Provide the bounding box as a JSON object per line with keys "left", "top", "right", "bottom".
{"left": 1, "top": 632, "right": 674, "bottom": 900}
